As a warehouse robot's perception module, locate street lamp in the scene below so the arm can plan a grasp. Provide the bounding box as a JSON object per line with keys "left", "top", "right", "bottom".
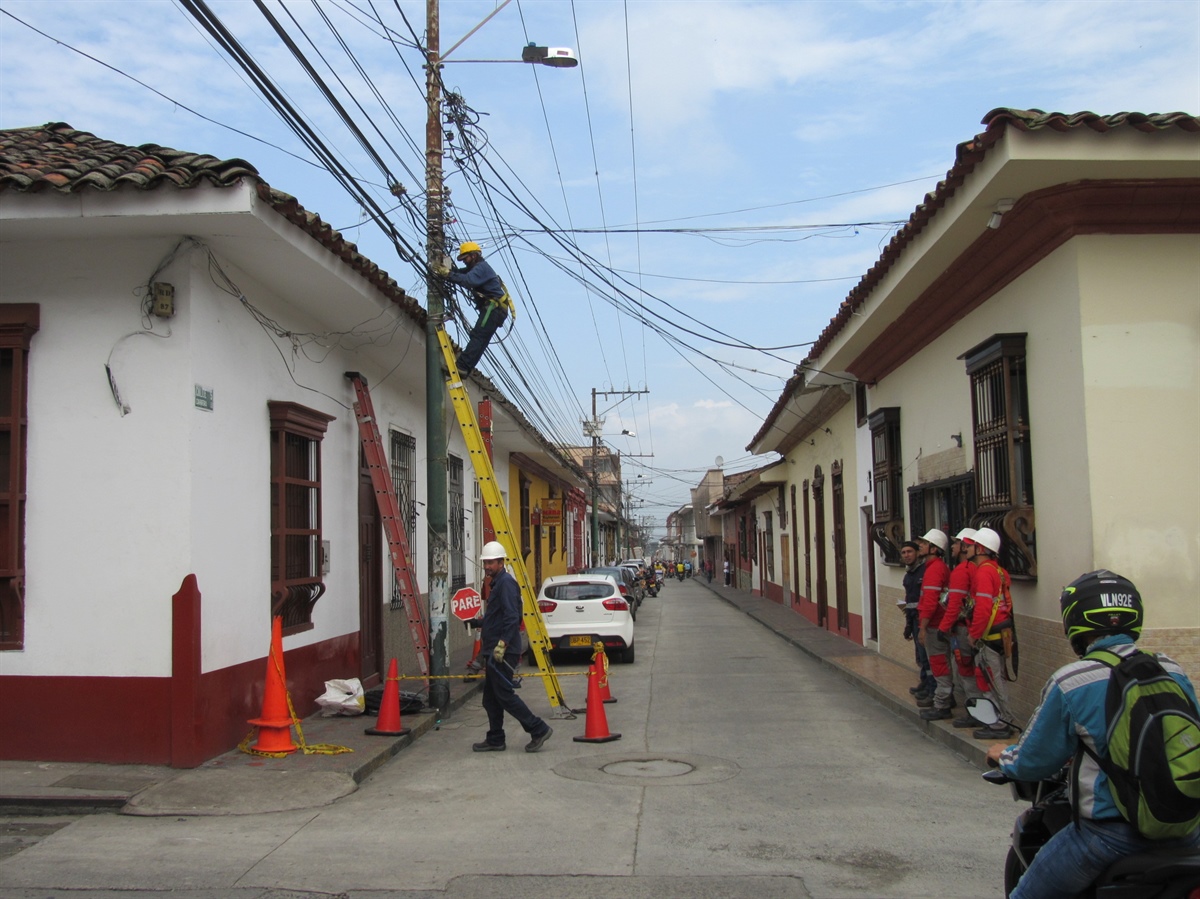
{"left": 424, "top": 0, "right": 575, "bottom": 716}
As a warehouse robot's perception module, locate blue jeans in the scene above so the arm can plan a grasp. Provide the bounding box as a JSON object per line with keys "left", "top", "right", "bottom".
{"left": 907, "top": 610, "right": 936, "bottom": 692}
{"left": 1011, "top": 817, "right": 1200, "bottom": 899}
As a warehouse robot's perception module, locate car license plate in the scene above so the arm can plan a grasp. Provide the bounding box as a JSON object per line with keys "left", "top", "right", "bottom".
{"left": 568, "top": 635, "right": 593, "bottom": 647}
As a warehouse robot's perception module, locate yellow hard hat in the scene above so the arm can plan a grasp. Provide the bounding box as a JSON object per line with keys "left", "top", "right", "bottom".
{"left": 458, "top": 241, "right": 482, "bottom": 259}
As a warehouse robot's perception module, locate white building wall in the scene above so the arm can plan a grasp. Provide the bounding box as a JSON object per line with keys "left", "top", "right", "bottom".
{"left": 1077, "top": 234, "right": 1200, "bottom": 623}
{"left": 14, "top": 237, "right": 193, "bottom": 677}
{"left": 4, "top": 230, "right": 430, "bottom": 679}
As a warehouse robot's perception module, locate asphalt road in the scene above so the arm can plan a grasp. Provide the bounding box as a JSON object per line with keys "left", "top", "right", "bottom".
{"left": 0, "top": 577, "right": 1010, "bottom": 898}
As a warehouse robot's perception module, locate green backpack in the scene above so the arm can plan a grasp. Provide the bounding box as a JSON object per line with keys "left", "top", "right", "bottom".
{"left": 1080, "top": 648, "right": 1200, "bottom": 840}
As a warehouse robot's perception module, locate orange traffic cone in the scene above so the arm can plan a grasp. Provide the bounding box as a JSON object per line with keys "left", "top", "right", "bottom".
{"left": 593, "top": 646, "right": 616, "bottom": 704}
{"left": 248, "top": 615, "right": 297, "bottom": 754}
{"left": 366, "top": 658, "right": 411, "bottom": 737}
{"left": 573, "top": 663, "right": 622, "bottom": 744}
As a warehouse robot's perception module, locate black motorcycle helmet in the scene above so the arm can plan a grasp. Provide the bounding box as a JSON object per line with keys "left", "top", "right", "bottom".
{"left": 1060, "top": 569, "right": 1143, "bottom": 657}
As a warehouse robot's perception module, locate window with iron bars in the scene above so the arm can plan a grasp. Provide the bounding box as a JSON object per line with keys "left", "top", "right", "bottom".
{"left": 269, "top": 402, "right": 335, "bottom": 634}
{"left": 961, "top": 333, "right": 1037, "bottom": 579}
{"left": 389, "top": 430, "right": 416, "bottom": 609}
{"left": 449, "top": 454, "right": 465, "bottom": 591}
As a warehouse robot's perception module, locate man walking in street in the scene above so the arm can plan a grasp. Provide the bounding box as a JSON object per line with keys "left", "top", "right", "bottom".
{"left": 472, "top": 541, "right": 552, "bottom": 753}
{"left": 438, "top": 241, "right": 515, "bottom": 377}
{"left": 915, "top": 529, "right": 954, "bottom": 720}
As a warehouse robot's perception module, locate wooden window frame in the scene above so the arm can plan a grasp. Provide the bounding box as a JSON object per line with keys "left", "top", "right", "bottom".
{"left": 0, "top": 305, "right": 39, "bottom": 651}
{"left": 519, "top": 473, "right": 531, "bottom": 559}
{"left": 868, "top": 407, "right": 905, "bottom": 564}
{"left": 389, "top": 430, "right": 416, "bottom": 609}
{"left": 961, "top": 333, "right": 1037, "bottom": 579}
{"left": 269, "top": 401, "right": 335, "bottom": 635}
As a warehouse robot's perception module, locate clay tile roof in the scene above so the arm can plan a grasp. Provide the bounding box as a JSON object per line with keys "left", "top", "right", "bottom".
{"left": 0, "top": 122, "right": 418, "bottom": 318}
{"left": 748, "top": 107, "right": 1200, "bottom": 451}
{"left": 0, "top": 122, "right": 260, "bottom": 192}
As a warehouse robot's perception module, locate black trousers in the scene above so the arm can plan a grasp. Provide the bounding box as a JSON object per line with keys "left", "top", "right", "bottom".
{"left": 458, "top": 306, "right": 507, "bottom": 375}
{"left": 482, "top": 654, "right": 546, "bottom": 746}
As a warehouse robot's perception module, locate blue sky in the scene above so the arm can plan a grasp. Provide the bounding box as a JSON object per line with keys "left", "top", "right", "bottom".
{"left": 2, "top": 0, "right": 1197, "bottom": 536}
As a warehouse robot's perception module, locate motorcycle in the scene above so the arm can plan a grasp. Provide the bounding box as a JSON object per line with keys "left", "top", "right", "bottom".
{"left": 969, "top": 698, "right": 1200, "bottom": 898}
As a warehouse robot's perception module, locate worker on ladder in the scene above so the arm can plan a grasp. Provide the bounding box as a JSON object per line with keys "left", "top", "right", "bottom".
{"left": 436, "top": 241, "right": 515, "bottom": 377}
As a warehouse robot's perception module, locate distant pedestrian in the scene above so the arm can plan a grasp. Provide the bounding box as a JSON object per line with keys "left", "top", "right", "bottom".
{"left": 723, "top": 558, "right": 731, "bottom": 586}
{"left": 472, "top": 541, "right": 552, "bottom": 753}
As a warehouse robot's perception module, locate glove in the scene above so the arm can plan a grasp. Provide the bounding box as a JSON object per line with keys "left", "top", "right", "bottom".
{"left": 434, "top": 263, "right": 451, "bottom": 276}
{"left": 903, "top": 623, "right": 913, "bottom": 641}
{"left": 492, "top": 639, "right": 506, "bottom": 663}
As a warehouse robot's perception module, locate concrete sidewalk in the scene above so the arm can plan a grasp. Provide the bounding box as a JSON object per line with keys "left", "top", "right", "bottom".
{"left": 0, "top": 671, "right": 484, "bottom": 817}
{"left": 1, "top": 581, "right": 995, "bottom": 817}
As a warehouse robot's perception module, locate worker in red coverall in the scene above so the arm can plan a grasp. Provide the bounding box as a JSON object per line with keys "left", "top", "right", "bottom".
{"left": 915, "top": 528, "right": 954, "bottom": 720}
{"left": 968, "top": 526, "right": 1016, "bottom": 739}
{"left": 940, "top": 528, "right": 986, "bottom": 729}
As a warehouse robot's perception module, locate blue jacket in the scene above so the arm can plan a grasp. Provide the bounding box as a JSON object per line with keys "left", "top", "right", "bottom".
{"left": 480, "top": 568, "right": 522, "bottom": 659}
{"left": 446, "top": 258, "right": 506, "bottom": 306}
{"left": 998, "top": 634, "right": 1199, "bottom": 820}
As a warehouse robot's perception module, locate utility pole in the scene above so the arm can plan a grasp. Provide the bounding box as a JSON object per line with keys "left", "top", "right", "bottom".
{"left": 424, "top": 0, "right": 450, "bottom": 715}
{"left": 587, "top": 387, "right": 648, "bottom": 566}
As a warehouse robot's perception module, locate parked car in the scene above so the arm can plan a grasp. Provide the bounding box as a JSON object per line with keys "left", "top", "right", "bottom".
{"left": 583, "top": 565, "right": 644, "bottom": 616}
{"left": 535, "top": 573, "right": 635, "bottom": 664}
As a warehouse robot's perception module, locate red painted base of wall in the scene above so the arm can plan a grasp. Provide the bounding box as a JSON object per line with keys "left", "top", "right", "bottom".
{"left": 790, "top": 595, "right": 863, "bottom": 644}
{"left": 0, "top": 575, "right": 361, "bottom": 767}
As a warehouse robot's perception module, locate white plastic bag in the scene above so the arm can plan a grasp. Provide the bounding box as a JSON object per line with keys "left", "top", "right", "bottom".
{"left": 315, "top": 678, "right": 366, "bottom": 716}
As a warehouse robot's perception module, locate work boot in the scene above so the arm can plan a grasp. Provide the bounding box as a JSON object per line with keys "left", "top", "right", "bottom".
{"left": 471, "top": 741, "right": 506, "bottom": 752}
{"left": 952, "top": 715, "right": 980, "bottom": 729}
{"left": 919, "top": 707, "right": 953, "bottom": 721}
{"left": 914, "top": 695, "right": 934, "bottom": 708}
{"left": 525, "top": 726, "right": 553, "bottom": 753}
{"left": 909, "top": 685, "right": 924, "bottom": 695}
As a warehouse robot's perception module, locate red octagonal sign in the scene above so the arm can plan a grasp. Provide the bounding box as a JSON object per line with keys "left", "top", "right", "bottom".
{"left": 451, "top": 587, "right": 483, "bottom": 622}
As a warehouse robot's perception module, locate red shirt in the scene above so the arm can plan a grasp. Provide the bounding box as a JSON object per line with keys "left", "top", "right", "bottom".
{"left": 969, "top": 558, "right": 1011, "bottom": 643}
{"left": 940, "top": 559, "right": 976, "bottom": 633}
{"left": 917, "top": 555, "right": 950, "bottom": 629}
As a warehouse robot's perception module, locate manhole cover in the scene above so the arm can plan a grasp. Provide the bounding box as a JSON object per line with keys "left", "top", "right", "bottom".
{"left": 603, "top": 758, "right": 695, "bottom": 778}
{"left": 555, "top": 751, "right": 739, "bottom": 787}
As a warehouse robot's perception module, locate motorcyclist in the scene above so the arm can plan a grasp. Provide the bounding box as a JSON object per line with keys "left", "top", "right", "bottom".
{"left": 985, "top": 570, "right": 1200, "bottom": 898}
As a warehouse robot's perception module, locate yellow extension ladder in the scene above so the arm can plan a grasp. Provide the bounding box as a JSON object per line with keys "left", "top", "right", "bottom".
{"left": 435, "top": 328, "right": 570, "bottom": 714}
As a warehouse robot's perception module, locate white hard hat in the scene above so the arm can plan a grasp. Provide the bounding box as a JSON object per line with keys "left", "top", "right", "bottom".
{"left": 973, "top": 527, "right": 1001, "bottom": 555}
{"left": 920, "top": 529, "right": 948, "bottom": 553}
{"left": 954, "top": 527, "right": 977, "bottom": 543}
{"left": 480, "top": 541, "right": 507, "bottom": 561}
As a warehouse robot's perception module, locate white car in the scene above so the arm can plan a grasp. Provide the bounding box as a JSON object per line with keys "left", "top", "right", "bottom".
{"left": 535, "top": 573, "right": 635, "bottom": 663}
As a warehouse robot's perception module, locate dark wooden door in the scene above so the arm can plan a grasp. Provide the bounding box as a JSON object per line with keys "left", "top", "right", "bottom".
{"left": 357, "top": 455, "right": 382, "bottom": 686}
{"left": 813, "top": 466, "right": 827, "bottom": 628}
{"left": 832, "top": 460, "right": 849, "bottom": 634}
